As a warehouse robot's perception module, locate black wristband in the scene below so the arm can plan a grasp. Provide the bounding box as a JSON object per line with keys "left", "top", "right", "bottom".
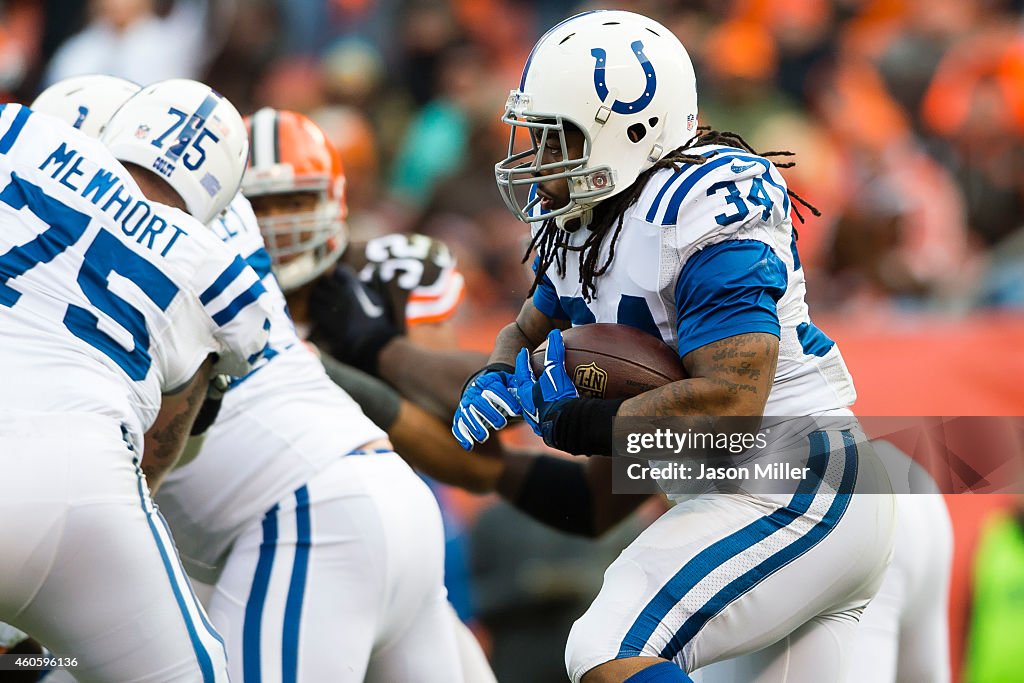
{"left": 460, "top": 362, "right": 515, "bottom": 395}
{"left": 511, "top": 454, "right": 594, "bottom": 537}
{"left": 548, "top": 397, "right": 625, "bottom": 456}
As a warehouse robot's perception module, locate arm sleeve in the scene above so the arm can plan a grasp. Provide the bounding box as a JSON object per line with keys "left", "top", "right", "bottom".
{"left": 318, "top": 352, "right": 401, "bottom": 430}
{"left": 506, "top": 453, "right": 595, "bottom": 537}
{"left": 674, "top": 239, "right": 787, "bottom": 358}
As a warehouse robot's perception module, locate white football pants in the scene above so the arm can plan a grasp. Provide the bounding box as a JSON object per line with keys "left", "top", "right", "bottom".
{"left": 566, "top": 428, "right": 896, "bottom": 683}
{"left": 0, "top": 411, "right": 228, "bottom": 683}
{"left": 204, "top": 451, "right": 464, "bottom": 682}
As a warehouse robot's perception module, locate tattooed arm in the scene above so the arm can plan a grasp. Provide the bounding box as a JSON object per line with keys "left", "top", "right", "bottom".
{"left": 142, "top": 355, "right": 215, "bottom": 493}
{"left": 618, "top": 333, "right": 779, "bottom": 418}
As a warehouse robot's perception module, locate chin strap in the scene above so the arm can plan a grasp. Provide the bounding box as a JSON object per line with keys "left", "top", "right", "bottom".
{"left": 554, "top": 206, "right": 593, "bottom": 232}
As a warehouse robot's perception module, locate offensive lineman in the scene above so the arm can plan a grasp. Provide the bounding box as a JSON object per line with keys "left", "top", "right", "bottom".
{"left": 30, "top": 77, "right": 467, "bottom": 683}
{"left": 0, "top": 78, "right": 272, "bottom": 681}
{"left": 153, "top": 108, "right": 465, "bottom": 682}
{"left": 452, "top": 10, "right": 895, "bottom": 683}
{"left": 238, "top": 107, "right": 498, "bottom": 683}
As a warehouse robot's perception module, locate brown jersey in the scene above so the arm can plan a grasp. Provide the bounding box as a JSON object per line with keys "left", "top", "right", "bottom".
{"left": 341, "top": 233, "right": 464, "bottom": 331}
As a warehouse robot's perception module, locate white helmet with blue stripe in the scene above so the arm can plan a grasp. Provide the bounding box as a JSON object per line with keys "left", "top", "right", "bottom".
{"left": 100, "top": 79, "right": 249, "bottom": 224}
{"left": 30, "top": 74, "right": 141, "bottom": 138}
{"left": 495, "top": 10, "right": 698, "bottom": 225}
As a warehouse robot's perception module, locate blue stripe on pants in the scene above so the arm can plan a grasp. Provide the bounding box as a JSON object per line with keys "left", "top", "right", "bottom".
{"left": 244, "top": 503, "right": 280, "bottom": 683}
{"left": 617, "top": 431, "right": 836, "bottom": 658}
{"left": 659, "top": 431, "right": 859, "bottom": 660}
{"left": 155, "top": 512, "right": 225, "bottom": 649}
{"left": 133, "top": 459, "right": 217, "bottom": 682}
{"left": 282, "top": 486, "right": 312, "bottom": 683}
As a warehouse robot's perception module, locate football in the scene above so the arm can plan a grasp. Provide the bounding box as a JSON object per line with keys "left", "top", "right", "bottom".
{"left": 530, "top": 323, "right": 686, "bottom": 399}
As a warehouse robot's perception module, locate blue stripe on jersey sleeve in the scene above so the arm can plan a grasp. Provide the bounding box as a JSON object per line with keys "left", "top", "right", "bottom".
{"left": 199, "top": 255, "right": 248, "bottom": 305}
{"left": 674, "top": 240, "right": 787, "bottom": 358}
{"left": 211, "top": 279, "right": 267, "bottom": 326}
{"left": 646, "top": 167, "right": 690, "bottom": 223}
{"left": 245, "top": 247, "right": 273, "bottom": 281}
{"left": 0, "top": 105, "right": 31, "bottom": 155}
{"left": 531, "top": 255, "right": 568, "bottom": 320}
{"left": 644, "top": 148, "right": 734, "bottom": 223}
{"left": 660, "top": 153, "right": 790, "bottom": 226}
{"left": 662, "top": 155, "right": 739, "bottom": 225}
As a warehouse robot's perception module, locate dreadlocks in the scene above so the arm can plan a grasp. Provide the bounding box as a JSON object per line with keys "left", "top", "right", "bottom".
{"left": 523, "top": 127, "right": 821, "bottom": 302}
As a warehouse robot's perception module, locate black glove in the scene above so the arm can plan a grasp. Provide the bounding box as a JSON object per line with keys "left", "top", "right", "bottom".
{"left": 308, "top": 264, "right": 400, "bottom": 376}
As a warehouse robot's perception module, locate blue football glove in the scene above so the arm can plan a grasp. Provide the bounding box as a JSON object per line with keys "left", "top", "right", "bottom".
{"left": 452, "top": 369, "right": 521, "bottom": 450}
{"left": 509, "top": 329, "right": 579, "bottom": 445}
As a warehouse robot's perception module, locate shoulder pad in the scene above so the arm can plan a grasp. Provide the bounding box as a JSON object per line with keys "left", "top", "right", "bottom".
{"left": 639, "top": 147, "right": 790, "bottom": 229}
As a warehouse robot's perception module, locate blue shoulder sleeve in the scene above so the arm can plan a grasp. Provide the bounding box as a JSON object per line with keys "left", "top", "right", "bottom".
{"left": 531, "top": 255, "right": 569, "bottom": 320}
{"left": 674, "top": 240, "right": 787, "bottom": 358}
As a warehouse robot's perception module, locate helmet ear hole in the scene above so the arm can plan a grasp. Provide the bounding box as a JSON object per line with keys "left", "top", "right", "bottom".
{"left": 627, "top": 123, "right": 647, "bottom": 143}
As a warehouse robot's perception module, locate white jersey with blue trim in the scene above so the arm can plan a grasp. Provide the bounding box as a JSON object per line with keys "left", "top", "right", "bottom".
{"left": 0, "top": 104, "right": 273, "bottom": 445}
{"left": 207, "top": 193, "right": 298, "bottom": 357}
{"left": 531, "top": 144, "right": 856, "bottom": 417}
{"left": 156, "top": 192, "right": 386, "bottom": 582}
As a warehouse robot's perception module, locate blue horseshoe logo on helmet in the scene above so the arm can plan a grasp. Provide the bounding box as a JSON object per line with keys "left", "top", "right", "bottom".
{"left": 590, "top": 40, "right": 657, "bottom": 114}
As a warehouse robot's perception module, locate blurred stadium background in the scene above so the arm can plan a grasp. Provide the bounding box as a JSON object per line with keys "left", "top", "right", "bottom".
{"left": 1, "top": 0, "right": 1022, "bottom": 680}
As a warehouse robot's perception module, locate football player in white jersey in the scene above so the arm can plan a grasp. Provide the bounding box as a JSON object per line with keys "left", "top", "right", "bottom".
{"left": 451, "top": 10, "right": 896, "bottom": 683}
{"left": 35, "top": 82, "right": 481, "bottom": 681}
{"left": 312, "top": 251, "right": 954, "bottom": 683}
{"left": 0, "top": 76, "right": 272, "bottom": 682}
{"left": 847, "top": 446, "right": 952, "bottom": 683}
{"left": 153, "top": 108, "right": 465, "bottom": 682}
{"left": 241, "top": 107, "right": 500, "bottom": 683}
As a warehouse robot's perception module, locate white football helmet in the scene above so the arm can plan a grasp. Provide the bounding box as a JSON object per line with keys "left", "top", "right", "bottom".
{"left": 495, "top": 10, "right": 699, "bottom": 225}
{"left": 100, "top": 79, "right": 249, "bottom": 224}
{"left": 31, "top": 74, "right": 141, "bottom": 138}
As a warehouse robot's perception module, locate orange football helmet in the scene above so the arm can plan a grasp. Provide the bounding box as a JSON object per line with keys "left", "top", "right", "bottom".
{"left": 243, "top": 107, "right": 348, "bottom": 291}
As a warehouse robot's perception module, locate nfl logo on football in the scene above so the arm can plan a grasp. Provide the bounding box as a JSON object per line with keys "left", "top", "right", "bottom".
{"left": 573, "top": 362, "right": 608, "bottom": 399}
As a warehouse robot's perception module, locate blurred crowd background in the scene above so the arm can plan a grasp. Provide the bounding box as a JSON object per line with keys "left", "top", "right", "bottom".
{"left": 2, "top": 1, "right": 1023, "bottom": 681}
{"left": 3, "top": 0, "right": 1024, "bottom": 316}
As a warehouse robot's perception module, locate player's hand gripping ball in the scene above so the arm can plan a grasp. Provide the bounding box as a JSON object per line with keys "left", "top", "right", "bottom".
{"left": 509, "top": 329, "right": 579, "bottom": 445}
{"left": 452, "top": 367, "right": 521, "bottom": 450}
